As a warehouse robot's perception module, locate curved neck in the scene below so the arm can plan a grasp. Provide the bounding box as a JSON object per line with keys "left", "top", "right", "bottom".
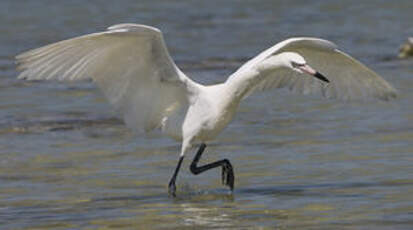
{"left": 223, "top": 54, "right": 286, "bottom": 101}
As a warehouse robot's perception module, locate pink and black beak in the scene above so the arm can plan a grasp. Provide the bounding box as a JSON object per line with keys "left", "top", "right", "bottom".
{"left": 298, "top": 65, "right": 330, "bottom": 83}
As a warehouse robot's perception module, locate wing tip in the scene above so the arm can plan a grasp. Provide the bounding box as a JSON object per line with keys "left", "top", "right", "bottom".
{"left": 15, "top": 50, "right": 35, "bottom": 60}
{"left": 381, "top": 87, "right": 398, "bottom": 101}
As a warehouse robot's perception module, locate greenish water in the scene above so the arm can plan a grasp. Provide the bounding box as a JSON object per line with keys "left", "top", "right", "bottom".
{"left": 1, "top": 0, "right": 412, "bottom": 229}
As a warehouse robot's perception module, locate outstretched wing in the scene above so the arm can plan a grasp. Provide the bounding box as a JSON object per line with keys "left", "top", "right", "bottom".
{"left": 16, "top": 23, "right": 189, "bottom": 132}
{"left": 228, "top": 37, "right": 397, "bottom": 101}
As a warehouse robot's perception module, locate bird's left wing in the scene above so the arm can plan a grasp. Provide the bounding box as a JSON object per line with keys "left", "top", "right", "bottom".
{"left": 228, "top": 37, "right": 397, "bottom": 101}
{"left": 16, "top": 24, "right": 190, "bottom": 133}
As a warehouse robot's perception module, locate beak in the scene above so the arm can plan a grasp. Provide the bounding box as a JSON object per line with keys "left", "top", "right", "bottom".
{"left": 299, "top": 65, "right": 330, "bottom": 83}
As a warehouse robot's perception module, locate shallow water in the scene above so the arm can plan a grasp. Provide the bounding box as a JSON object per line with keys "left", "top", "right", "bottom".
{"left": 1, "top": 0, "right": 413, "bottom": 229}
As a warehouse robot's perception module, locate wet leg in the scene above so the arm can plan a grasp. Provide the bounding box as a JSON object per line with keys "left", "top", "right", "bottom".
{"left": 168, "top": 156, "right": 184, "bottom": 197}
{"left": 190, "top": 143, "right": 234, "bottom": 191}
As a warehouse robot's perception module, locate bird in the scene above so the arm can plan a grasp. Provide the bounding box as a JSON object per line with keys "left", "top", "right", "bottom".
{"left": 15, "top": 23, "right": 397, "bottom": 197}
{"left": 399, "top": 37, "right": 413, "bottom": 59}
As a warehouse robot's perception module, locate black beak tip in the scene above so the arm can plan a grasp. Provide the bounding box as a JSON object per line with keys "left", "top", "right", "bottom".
{"left": 314, "top": 72, "right": 330, "bottom": 83}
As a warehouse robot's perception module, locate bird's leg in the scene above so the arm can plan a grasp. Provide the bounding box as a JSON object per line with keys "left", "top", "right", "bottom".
{"left": 190, "top": 143, "right": 234, "bottom": 191}
{"left": 168, "top": 155, "right": 184, "bottom": 197}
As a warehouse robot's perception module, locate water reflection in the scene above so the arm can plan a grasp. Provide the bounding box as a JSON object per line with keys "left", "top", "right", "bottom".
{"left": 180, "top": 203, "right": 233, "bottom": 228}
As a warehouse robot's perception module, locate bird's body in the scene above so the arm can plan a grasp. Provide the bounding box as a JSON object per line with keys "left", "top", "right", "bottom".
{"left": 182, "top": 84, "right": 241, "bottom": 142}
{"left": 16, "top": 23, "right": 397, "bottom": 196}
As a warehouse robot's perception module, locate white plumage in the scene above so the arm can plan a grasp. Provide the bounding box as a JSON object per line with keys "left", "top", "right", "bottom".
{"left": 16, "top": 23, "right": 397, "bottom": 196}
{"left": 17, "top": 24, "right": 190, "bottom": 134}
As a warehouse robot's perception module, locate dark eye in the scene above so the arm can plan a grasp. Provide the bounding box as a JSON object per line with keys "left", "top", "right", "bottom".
{"left": 292, "top": 62, "right": 305, "bottom": 68}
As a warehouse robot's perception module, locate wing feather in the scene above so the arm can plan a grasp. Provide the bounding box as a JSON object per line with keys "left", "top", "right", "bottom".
{"left": 229, "top": 38, "right": 397, "bottom": 101}
{"left": 16, "top": 23, "right": 189, "bottom": 132}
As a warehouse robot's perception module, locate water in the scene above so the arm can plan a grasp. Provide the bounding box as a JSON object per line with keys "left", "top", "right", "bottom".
{"left": 1, "top": 0, "right": 412, "bottom": 229}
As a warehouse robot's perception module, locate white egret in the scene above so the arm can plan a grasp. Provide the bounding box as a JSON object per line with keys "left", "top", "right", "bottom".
{"left": 16, "top": 24, "right": 397, "bottom": 196}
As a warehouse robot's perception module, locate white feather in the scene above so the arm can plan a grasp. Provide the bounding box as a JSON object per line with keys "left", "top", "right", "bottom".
{"left": 228, "top": 37, "right": 397, "bottom": 101}
{"left": 16, "top": 24, "right": 193, "bottom": 133}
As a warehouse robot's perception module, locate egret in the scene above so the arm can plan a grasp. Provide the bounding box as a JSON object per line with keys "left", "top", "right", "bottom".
{"left": 16, "top": 24, "right": 397, "bottom": 197}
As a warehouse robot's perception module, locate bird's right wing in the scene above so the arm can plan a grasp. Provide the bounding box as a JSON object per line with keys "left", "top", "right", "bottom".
{"left": 16, "top": 24, "right": 189, "bottom": 132}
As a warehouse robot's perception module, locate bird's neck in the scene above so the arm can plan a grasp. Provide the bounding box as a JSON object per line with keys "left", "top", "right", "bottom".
{"left": 223, "top": 55, "right": 286, "bottom": 101}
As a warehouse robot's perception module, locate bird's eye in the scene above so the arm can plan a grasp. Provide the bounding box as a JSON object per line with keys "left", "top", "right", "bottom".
{"left": 291, "top": 62, "right": 305, "bottom": 68}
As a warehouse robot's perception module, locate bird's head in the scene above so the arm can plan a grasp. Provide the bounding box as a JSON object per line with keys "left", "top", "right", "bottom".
{"left": 281, "top": 52, "right": 330, "bottom": 83}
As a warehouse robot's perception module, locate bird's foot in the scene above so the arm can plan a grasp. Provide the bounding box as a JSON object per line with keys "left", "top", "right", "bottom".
{"left": 168, "top": 180, "right": 177, "bottom": 197}
{"left": 221, "top": 159, "right": 234, "bottom": 191}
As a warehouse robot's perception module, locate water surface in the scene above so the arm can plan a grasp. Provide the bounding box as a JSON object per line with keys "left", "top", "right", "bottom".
{"left": 1, "top": 0, "right": 412, "bottom": 229}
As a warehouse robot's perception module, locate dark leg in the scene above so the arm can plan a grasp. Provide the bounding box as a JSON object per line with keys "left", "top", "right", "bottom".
{"left": 190, "top": 143, "right": 234, "bottom": 191}
{"left": 168, "top": 155, "right": 184, "bottom": 197}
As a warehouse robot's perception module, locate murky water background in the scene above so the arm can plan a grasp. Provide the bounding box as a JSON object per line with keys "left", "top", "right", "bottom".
{"left": 1, "top": 0, "right": 412, "bottom": 229}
